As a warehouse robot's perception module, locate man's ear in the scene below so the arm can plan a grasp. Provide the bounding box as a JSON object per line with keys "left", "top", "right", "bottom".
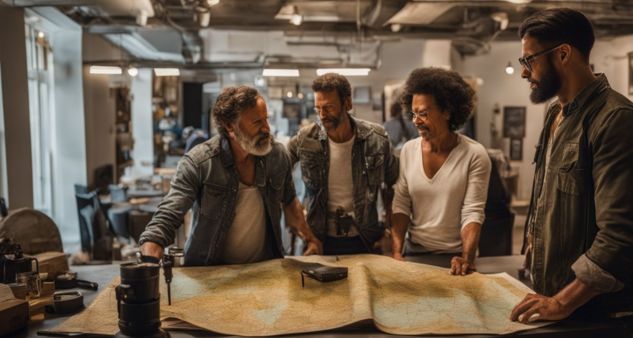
{"left": 559, "top": 44, "right": 571, "bottom": 64}
{"left": 226, "top": 124, "right": 236, "bottom": 139}
{"left": 343, "top": 97, "right": 352, "bottom": 112}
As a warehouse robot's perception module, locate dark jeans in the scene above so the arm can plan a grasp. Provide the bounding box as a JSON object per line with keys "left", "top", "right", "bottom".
{"left": 323, "top": 236, "right": 370, "bottom": 255}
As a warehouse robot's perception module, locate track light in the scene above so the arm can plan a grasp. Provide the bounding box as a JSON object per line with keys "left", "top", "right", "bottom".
{"left": 505, "top": 62, "right": 515, "bottom": 75}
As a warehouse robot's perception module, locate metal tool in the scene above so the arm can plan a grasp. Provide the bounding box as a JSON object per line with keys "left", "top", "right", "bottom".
{"left": 55, "top": 272, "right": 99, "bottom": 291}
{"left": 162, "top": 247, "right": 183, "bottom": 306}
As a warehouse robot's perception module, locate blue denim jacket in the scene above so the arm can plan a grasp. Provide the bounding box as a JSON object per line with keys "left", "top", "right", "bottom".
{"left": 287, "top": 117, "right": 399, "bottom": 247}
{"left": 139, "top": 135, "right": 296, "bottom": 266}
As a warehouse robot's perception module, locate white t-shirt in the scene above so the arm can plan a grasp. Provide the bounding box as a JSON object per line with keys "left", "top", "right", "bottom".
{"left": 326, "top": 135, "right": 359, "bottom": 237}
{"left": 392, "top": 134, "right": 491, "bottom": 253}
{"left": 220, "top": 182, "right": 268, "bottom": 264}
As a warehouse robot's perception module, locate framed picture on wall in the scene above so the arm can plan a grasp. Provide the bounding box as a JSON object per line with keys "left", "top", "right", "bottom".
{"left": 503, "top": 106, "right": 526, "bottom": 139}
{"left": 628, "top": 52, "right": 633, "bottom": 95}
{"left": 510, "top": 138, "right": 523, "bottom": 161}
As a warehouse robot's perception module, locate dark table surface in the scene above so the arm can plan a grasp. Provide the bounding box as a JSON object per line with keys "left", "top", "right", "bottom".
{"left": 18, "top": 255, "right": 631, "bottom": 338}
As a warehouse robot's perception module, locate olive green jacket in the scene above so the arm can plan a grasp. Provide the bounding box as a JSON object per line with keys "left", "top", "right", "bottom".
{"left": 525, "top": 74, "right": 633, "bottom": 315}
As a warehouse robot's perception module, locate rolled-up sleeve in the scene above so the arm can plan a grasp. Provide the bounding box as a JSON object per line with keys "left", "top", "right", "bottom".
{"left": 460, "top": 148, "right": 491, "bottom": 228}
{"left": 392, "top": 145, "right": 412, "bottom": 218}
{"left": 583, "top": 108, "right": 633, "bottom": 288}
{"left": 139, "top": 155, "right": 201, "bottom": 248}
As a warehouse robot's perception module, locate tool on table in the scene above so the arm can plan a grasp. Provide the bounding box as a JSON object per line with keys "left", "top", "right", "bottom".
{"left": 114, "top": 262, "right": 169, "bottom": 338}
{"left": 45, "top": 290, "right": 84, "bottom": 315}
{"left": 55, "top": 272, "right": 99, "bottom": 291}
{"left": 137, "top": 246, "right": 183, "bottom": 306}
{"left": 301, "top": 263, "right": 348, "bottom": 288}
{"left": 161, "top": 247, "right": 183, "bottom": 306}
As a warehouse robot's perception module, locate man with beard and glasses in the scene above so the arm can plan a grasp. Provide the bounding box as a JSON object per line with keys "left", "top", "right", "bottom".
{"left": 139, "top": 86, "right": 322, "bottom": 265}
{"left": 510, "top": 8, "right": 633, "bottom": 324}
{"left": 287, "top": 73, "right": 398, "bottom": 255}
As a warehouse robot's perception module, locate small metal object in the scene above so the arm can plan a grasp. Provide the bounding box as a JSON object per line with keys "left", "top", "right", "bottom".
{"left": 16, "top": 271, "right": 41, "bottom": 298}
{"left": 162, "top": 247, "right": 183, "bottom": 306}
{"left": 47, "top": 291, "right": 84, "bottom": 314}
{"left": 335, "top": 207, "right": 354, "bottom": 236}
{"left": 55, "top": 272, "right": 99, "bottom": 291}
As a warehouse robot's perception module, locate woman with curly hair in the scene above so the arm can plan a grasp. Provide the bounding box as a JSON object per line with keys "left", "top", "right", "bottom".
{"left": 390, "top": 67, "right": 491, "bottom": 276}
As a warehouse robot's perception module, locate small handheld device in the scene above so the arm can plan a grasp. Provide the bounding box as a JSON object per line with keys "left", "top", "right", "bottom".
{"left": 301, "top": 263, "right": 348, "bottom": 287}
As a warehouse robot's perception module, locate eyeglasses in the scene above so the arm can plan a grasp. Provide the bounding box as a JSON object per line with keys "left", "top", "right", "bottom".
{"left": 410, "top": 110, "right": 429, "bottom": 121}
{"left": 518, "top": 44, "right": 562, "bottom": 73}
{"left": 314, "top": 104, "right": 337, "bottom": 115}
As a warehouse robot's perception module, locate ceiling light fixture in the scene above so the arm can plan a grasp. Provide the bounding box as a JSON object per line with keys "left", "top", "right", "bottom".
{"left": 206, "top": 0, "right": 220, "bottom": 6}
{"left": 196, "top": 7, "right": 211, "bottom": 27}
{"left": 505, "top": 62, "right": 515, "bottom": 75}
{"left": 127, "top": 67, "right": 139, "bottom": 77}
{"left": 89, "top": 65, "right": 122, "bottom": 75}
{"left": 154, "top": 68, "right": 180, "bottom": 76}
{"left": 290, "top": 5, "right": 302, "bottom": 26}
{"left": 316, "top": 68, "right": 371, "bottom": 76}
{"left": 262, "top": 68, "right": 300, "bottom": 77}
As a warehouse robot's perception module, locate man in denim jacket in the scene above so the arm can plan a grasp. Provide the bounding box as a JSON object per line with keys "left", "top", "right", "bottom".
{"left": 288, "top": 73, "right": 398, "bottom": 255}
{"left": 139, "top": 86, "right": 322, "bottom": 265}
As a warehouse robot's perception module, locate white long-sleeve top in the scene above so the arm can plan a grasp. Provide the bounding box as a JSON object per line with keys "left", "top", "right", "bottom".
{"left": 392, "top": 134, "right": 491, "bottom": 253}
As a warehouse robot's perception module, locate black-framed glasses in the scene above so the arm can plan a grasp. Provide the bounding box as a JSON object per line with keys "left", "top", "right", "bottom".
{"left": 518, "top": 44, "right": 562, "bottom": 72}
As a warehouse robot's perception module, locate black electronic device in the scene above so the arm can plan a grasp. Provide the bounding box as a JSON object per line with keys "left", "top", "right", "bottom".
{"left": 0, "top": 237, "right": 38, "bottom": 284}
{"left": 301, "top": 263, "right": 348, "bottom": 287}
{"left": 114, "top": 262, "right": 169, "bottom": 338}
{"left": 55, "top": 272, "right": 99, "bottom": 291}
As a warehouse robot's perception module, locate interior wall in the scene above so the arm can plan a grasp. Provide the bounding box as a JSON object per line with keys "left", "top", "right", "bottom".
{"left": 82, "top": 34, "right": 126, "bottom": 186}
{"left": 456, "top": 41, "right": 547, "bottom": 201}
{"left": 130, "top": 68, "right": 154, "bottom": 178}
{"left": 0, "top": 6, "right": 33, "bottom": 209}
{"left": 592, "top": 35, "right": 633, "bottom": 102}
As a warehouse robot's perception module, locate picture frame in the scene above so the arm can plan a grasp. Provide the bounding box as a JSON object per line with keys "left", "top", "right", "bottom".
{"left": 503, "top": 106, "right": 526, "bottom": 139}
{"left": 510, "top": 138, "right": 523, "bottom": 161}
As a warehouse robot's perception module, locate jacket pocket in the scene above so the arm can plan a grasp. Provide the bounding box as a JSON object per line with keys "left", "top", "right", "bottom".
{"left": 364, "top": 153, "right": 384, "bottom": 189}
{"left": 200, "top": 182, "right": 230, "bottom": 218}
{"left": 300, "top": 151, "right": 323, "bottom": 188}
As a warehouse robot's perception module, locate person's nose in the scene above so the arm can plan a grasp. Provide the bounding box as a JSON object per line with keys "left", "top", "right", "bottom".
{"left": 261, "top": 119, "right": 271, "bottom": 134}
{"left": 520, "top": 66, "right": 530, "bottom": 79}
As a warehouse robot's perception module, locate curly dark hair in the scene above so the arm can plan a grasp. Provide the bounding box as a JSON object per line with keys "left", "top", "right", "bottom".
{"left": 212, "top": 85, "right": 260, "bottom": 135}
{"left": 312, "top": 73, "right": 351, "bottom": 104}
{"left": 401, "top": 68, "right": 474, "bottom": 131}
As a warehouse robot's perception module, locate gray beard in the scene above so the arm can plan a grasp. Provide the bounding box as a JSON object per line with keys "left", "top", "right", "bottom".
{"left": 234, "top": 128, "right": 273, "bottom": 156}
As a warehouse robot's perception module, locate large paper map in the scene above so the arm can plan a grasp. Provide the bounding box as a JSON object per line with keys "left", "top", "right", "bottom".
{"left": 51, "top": 254, "right": 544, "bottom": 336}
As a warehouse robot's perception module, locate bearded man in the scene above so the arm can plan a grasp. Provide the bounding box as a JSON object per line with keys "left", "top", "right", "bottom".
{"left": 140, "top": 86, "right": 322, "bottom": 265}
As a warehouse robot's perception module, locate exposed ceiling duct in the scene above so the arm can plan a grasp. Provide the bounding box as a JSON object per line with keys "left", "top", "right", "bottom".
{"left": 8, "top": 0, "right": 633, "bottom": 64}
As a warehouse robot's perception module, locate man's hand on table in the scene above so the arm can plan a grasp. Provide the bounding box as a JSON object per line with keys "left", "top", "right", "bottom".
{"left": 449, "top": 256, "right": 476, "bottom": 275}
{"left": 392, "top": 252, "right": 404, "bottom": 261}
{"left": 510, "top": 293, "right": 571, "bottom": 323}
{"left": 303, "top": 235, "right": 323, "bottom": 255}
{"left": 141, "top": 241, "right": 164, "bottom": 260}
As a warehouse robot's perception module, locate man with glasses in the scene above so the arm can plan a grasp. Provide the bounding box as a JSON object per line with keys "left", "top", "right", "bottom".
{"left": 287, "top": 73, "right": 398, "bottom": 255}
{"left": 511, "top": 8, "right": 633, "bottom": 323}
{"left": 139, "top": 86, "right": 322, "bottom": 265}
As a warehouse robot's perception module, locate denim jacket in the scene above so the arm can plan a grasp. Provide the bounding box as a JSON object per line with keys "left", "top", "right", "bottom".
{"left": 287, "top": 117, "right": 399, "bottom": 247}
{"left": 525, "top": 74, "right": 633, "bottom": 314}
{"left": 139, "top": 135, "right": 296, "bottom": 266}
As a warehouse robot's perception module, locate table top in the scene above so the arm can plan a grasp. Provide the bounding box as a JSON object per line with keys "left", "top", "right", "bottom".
{"left": 20, "top": 255, "right": 631, "bottom": 338}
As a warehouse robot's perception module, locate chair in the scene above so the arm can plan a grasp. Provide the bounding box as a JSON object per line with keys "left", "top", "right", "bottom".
{"left": 478, "top": 152, "right": 515, "bottom": 257}
{"left": 108, "top": 205, "right": 133, "bottom": 241}
{"left": 74, "top": 184, "right": 89, "bottom": 194}
{"left": 75, "top": 191, "right": 113, "bottom": 261}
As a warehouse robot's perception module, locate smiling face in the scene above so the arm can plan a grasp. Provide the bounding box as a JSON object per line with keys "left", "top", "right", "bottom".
{"left": 231, "top": 96, "right": 273, "bottom": 156}
{"left": 314, "top": 90, "right": 351, "bottom": 132}
{"left": 410, "top": 94, "right": 451, "bottom": 141}
{"left": 520, "top": 35, "right": 563, "bottom": 103}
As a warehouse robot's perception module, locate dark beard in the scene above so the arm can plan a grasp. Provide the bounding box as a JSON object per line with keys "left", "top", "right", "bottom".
{"left": 530, "top": 57, "right": 561, "bottom": 104}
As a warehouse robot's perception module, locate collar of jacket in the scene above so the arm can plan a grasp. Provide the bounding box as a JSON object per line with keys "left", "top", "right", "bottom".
{"left": 562, "top": 73, "right": 610, "bottom": 117}
{"left": 317, "top": 115, "right": 373, "bottom": 142}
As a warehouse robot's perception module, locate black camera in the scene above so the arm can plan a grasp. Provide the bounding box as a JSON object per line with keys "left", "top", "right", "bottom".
{"left": 114, "top": 262, "right": 169, "bottom": 338}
